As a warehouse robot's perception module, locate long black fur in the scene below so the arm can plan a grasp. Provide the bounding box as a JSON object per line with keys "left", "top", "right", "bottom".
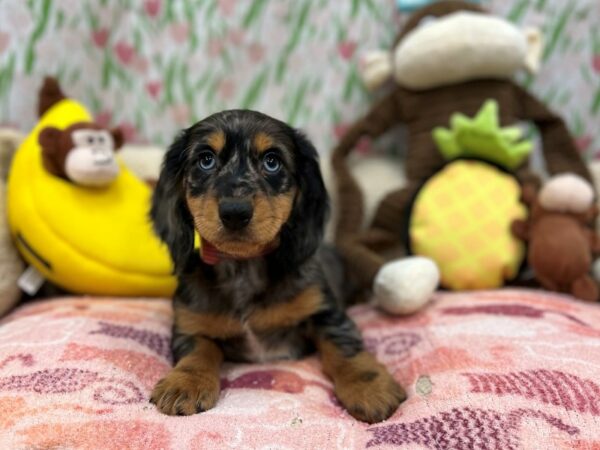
{"left": 151, "top": 109, "right": 362, "bottom": 363}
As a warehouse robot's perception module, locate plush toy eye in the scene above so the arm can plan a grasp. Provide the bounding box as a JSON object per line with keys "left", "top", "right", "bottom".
{"left": 262, "top": 153, "right": 281, "bottom": 174}
{"left": 87, "top": 136, "right": 95, "bottom": 144}
{"left": 98, "top": 135, "right": 105, "bottom": 144}
{"left": 199, "top": 151, "right": 216, "bottom": 171}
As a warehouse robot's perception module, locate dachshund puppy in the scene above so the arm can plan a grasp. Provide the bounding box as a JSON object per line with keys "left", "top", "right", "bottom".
{"left": 149, "top": 110, "right": 405, "bottom": 423}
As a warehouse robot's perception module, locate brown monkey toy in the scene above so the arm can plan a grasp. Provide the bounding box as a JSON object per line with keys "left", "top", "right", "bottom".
{"left": 332, "top": 1, "right": 592, "bottom": 313}
{"left": 512, "top": 175, "right": 600, "bottom": 302}
{"left": 38, "top": 77, "right": 124, "bottom": 187}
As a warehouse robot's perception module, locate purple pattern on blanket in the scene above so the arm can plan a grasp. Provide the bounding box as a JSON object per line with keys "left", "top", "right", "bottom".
{"left": 0, "top": 368, "right": 144, "bottom": 405}
{"left": 464, "top": 369, "right": 600, "bottom": 415}
{"left": 90, "top": 321, "right": 171, "bottom": 360}
{"left": 364, "top": 332, "right": 422, "bottom": 360}
{"left": 442, "top": 303, "right": 589, "bottom": 326}
{"left": 367, "top": 408, "right": 579, "bottom": 449}
{"left": 221, "top": 369, "right": 331, "bottom": 395}
{"left": 0, "top": 353, "right": 34, "bottom": 370}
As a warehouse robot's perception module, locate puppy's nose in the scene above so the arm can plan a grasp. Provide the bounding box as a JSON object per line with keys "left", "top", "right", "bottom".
{"left": 219, "top": 199, "right": 253, "bottom": 231}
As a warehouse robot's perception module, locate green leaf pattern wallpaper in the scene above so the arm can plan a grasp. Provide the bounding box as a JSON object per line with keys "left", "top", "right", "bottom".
{"left": 0, "top": 0, "right": 598, "bottom": 157}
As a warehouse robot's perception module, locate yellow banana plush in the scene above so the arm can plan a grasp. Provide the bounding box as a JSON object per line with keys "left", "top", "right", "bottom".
{"left": 7, "top": 98, "right": 176, "bottom": 297}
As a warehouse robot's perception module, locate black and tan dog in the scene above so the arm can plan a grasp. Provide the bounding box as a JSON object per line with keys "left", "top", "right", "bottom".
{"left": 149, "top": 110, "right": 405, "bottom": 423}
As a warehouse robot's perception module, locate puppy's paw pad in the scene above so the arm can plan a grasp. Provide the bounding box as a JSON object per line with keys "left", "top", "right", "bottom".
{"left": 150, "top": 370, "right": 220, "bottom": 416}
{"left": 336, "top": 369, "right": 406, "bottom": 424}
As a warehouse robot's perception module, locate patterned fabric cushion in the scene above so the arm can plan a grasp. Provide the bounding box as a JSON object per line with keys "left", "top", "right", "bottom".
{"left": 1, "top": 290, "right": 599, "bottom": 449}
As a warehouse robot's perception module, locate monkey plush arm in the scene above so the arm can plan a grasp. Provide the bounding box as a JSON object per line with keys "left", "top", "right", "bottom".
{"left": 332, "top": 88, "right": 407, "bottom": 238}
{"left": 513, "top": 83, "right": 592, "bottom": 183}
{"left": 511, "top": 219, "right": 530, "bottom": 241}
{"left": 582, "top": 226, "right": 600, "bottom": 255}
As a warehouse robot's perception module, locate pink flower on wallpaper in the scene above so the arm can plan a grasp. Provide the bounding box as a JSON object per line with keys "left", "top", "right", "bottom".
{"left": 118, "top": 122, "right": 137, "bottom": 142}
{"left": 207, "top": 38, "right": 224, "bottom": 57}
{"left": 95, "top": 110, "right": 113, "bottom": 128}
{"left": 91, "top": 28, "right": 109, "bottom": 48}
{"left": 593, "top": 55, "right": 600, "bottom": 74}
{"left": 247, "top": 43, "right": 265, "bottom": 63}
{"left": 333, "top": 123, "right": 348, "bottom": 139}
{"left": 337, "top": 40, "right": 357, "bottom": 60}
{"left": 146, "top": 81, "right": 162, "bottom": 99}
{"left": 144, "top": 0, "right": 161, "bottom": 18}
{"left": 171, "top": 104, "right": 191, "bottom": 125}
{"left": 113, "top": 41, "right": 135, "bottom": 65}
{"left": 132, "top": 56, "right": 149, "bottom": 74}
{"left": 0, "top": 31, "right": 10, "bottom": 54}
{"left": 334, "top": 123, "right": 371, "bottom": 154}
{"left": 228, "top": 29, "right": 245, "bottom": 46}
{"left": 576, "top": 135, "right": 593, "bottom": 152}
{"left": 169, "top": 23, "right": 189, "bottom": 44}
{"left": 217, "top": 0, "right": 236, "bottom": 16}
{"left": 217, "top": 79, "right": 236, "bottom": 100}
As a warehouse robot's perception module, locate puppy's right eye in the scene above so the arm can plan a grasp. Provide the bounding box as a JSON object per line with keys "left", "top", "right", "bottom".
{"left": 198, "top": 151, "right": 216, "bottom": 171}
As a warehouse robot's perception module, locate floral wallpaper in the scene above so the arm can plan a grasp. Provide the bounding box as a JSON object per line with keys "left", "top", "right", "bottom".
{"left": 0, "top": 0, "right": 599, "bottom": 158}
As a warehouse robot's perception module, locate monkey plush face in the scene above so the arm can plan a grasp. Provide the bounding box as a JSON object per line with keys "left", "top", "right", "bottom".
{"left": 360, "top": 1, "right": 542, "bottom": 91}
{"left": 39, "top": 122, "right": 124, "bottom": 187}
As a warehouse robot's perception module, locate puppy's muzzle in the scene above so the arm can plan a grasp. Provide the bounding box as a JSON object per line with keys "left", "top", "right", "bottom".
{"left": 219, "top": 198, "right": 253, "bottom": 231}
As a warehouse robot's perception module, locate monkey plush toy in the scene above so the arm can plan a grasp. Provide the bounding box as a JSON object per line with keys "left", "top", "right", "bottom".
{"left": 38, "top": 78, "right": 123, "bottom": 187}
{"left": 512, "top": 175, "right": 600, "bottom": 302}
{"left": 7, "top": 77, "right": 176, "bottom": 298}
{"left": 333, "top": 1, "right": 592, "bottom": 313}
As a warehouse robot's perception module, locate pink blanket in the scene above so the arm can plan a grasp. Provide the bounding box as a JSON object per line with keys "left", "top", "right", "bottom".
{"left": 1, "top": 290, "right": 600, "bottom": 449}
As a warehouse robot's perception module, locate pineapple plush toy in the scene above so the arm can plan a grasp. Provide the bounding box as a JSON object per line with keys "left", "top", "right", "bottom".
{"left": 333, "top": 1, "right": 592, "bottom": 314}
{"left": 410, "top": 100, "right": 530, "bottom": 290}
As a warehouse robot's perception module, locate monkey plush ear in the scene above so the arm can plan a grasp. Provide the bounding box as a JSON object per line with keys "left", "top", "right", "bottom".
{"left": 523, "top": 27, "right": 543, "bottom": 74}
{"left": 38, "top": 126, "right": 61, "bottom": 154}
{"left": 110, "top": 127, "right": 125, "bottom": 151}
{"left": 359, "top": 50, "right": 393, "bottom": 91}
{"left": 38, "top": 126, "right": 65, "bottom": 177}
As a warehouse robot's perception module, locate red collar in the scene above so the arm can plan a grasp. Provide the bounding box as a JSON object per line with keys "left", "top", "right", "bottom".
{"left": 200, "top": 239, "right": 278, "bottom": 265}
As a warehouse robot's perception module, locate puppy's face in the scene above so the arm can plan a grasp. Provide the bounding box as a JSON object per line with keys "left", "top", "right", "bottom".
{"left": 185, "top": 116, "right": 298, "bottom": 258}
{"left": 152, "top": 110, "right": 328, "bottom": 272}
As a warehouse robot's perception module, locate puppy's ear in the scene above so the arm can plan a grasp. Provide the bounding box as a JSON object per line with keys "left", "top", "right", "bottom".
{"left": 150, "top": 129, "right": 195, "bottom": 273}
{"left": 275, "top": 130, "right": 329, "bottom": 270}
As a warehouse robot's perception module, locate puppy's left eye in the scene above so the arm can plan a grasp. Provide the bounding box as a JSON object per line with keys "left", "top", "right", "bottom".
{"left": 198, "top": 151, "right": 217, "bottom": 171}
{"left": 262, "top": 153, "right": 281, "bottom": 174}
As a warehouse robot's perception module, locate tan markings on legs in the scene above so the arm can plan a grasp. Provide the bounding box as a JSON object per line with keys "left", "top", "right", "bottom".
{"left": 317, "top": 340, "right": 406, "bottom": 423}
{"left": 175, "top": 307, "right": 243, "bottom": 339}
{"left": 150, "top": 337, "right": 223, "bottom": 415}
{"left": 249, "top": 285, "right": 323, "bottom": 331}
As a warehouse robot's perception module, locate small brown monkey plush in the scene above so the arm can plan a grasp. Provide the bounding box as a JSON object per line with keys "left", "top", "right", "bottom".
{"left": 512, "top": 174, "right": 600, "bottom": 302}
{"left": 38, "top": 77, "right": 124, "bottom": 187}
{"left": 332, "top": 1, "right": 592, "bottom": 310}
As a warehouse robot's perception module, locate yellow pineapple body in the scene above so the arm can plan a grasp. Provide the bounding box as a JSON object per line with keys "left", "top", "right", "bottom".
{"left": 410, "top": 160, "right": 526, "bottom": 290}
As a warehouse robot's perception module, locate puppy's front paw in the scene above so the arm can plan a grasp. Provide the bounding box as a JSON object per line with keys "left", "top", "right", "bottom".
{"left": 150, "top": 369, "right": 220, "bottom": 416}
{"left": 334, "top": 364, "right": 406, "bottom": 424}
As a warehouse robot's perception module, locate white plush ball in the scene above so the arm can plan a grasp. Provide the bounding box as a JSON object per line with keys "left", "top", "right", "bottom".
{"left": 373, "top": 256, "right": 440, "bottom": 315}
